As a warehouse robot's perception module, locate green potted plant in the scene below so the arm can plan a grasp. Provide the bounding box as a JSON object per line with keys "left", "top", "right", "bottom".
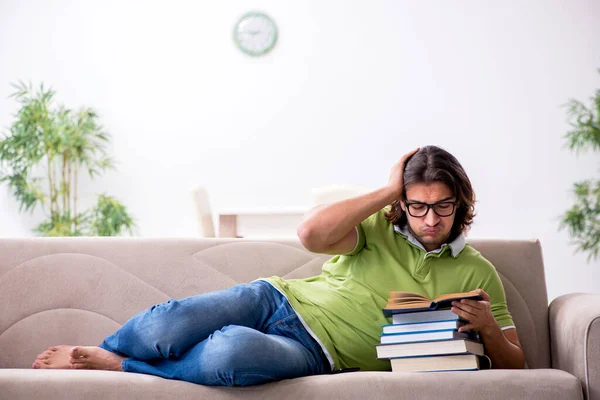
{"left": 560, "top": 71, "right": 600, "bottom": 260}
{"left": 0, "top": 81, "right": 136, "bottom": 236}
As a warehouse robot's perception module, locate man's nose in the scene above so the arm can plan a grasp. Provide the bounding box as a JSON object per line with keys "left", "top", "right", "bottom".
{"left": 424, "top": 209, "right": 440, "bottom": 226}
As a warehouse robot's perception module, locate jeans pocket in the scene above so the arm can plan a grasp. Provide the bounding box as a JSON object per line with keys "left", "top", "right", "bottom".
{"left": 267, "top": 311, "right": 308, "bottom": 341}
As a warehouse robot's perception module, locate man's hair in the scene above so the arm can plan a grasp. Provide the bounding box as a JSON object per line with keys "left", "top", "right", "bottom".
{"left": 384, "top": 145, "right": 476, "bottom": 241}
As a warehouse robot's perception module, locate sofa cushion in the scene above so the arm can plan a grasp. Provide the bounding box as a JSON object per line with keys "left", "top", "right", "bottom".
{"left": 0, "top": 369, "right": 582, "bottom": 400}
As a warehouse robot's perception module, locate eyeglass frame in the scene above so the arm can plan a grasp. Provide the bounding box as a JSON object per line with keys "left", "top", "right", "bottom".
{"left": 403, "top": 200, "right": 459, "bottom": 218}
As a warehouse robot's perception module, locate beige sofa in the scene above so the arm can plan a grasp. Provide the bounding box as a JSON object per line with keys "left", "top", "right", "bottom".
{"left": 0, "top": 237, "right": 598, "bottom": 400}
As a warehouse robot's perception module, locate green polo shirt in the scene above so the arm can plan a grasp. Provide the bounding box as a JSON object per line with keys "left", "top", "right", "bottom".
{"left": 263, "top": 208, "right": 514, "bottom": 371}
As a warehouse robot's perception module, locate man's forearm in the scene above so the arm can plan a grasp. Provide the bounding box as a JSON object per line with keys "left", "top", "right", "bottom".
{"left": 480, "top": 324, "right": 525, "bottom": 369}
{"left": 297, "top": 186, "right": 399, "bottom": 251}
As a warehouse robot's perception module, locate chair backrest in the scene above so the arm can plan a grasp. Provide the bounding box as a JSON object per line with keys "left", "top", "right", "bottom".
{"left": 191, "top": 186, "right": 216, "bottom": 238}
{"left": 311, "top": 184, "right": 372, "bottom": 206}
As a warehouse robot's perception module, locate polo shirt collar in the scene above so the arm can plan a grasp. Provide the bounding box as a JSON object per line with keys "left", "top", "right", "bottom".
{"left": 393, "top": 224, "right": 466, "bottom": 258}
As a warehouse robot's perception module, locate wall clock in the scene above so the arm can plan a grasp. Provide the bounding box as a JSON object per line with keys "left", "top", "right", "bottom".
{"left": 233, "top": 12, "right": 278, "bottom": 56}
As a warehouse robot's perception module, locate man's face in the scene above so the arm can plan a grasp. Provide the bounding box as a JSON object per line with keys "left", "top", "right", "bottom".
{"left": 400, "top": 181, "right": 457, "bottom": 252}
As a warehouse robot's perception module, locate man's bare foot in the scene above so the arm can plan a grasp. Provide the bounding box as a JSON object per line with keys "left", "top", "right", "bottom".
{"left": 32, "top": 345, "right": 74, "bottom": 369}
{"left": 69, "top": 346, "right": 125, "bottom": 371}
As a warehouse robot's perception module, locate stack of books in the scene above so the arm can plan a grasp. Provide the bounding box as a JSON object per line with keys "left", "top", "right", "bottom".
{"left": 376, "top": 291, "right": 491, "bottom": 372}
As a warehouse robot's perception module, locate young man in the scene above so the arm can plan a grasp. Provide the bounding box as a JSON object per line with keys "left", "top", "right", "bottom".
{"left": 32, "top": 145, "right": 524, "bottom": 385}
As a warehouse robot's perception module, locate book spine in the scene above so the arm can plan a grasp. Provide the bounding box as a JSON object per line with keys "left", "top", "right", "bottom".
{"left": 380, "top": 331, "right": 474, "bottom": 345}
{"left": 382, "top": 321, "right": 466, "bottom": 335}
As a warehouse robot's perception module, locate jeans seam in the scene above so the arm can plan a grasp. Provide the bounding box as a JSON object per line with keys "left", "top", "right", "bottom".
{"left": 237, "top": 373, "right": 278, "bottom": 385}
{"left": 121, "top": 358, "right": 129, "bottom": 372}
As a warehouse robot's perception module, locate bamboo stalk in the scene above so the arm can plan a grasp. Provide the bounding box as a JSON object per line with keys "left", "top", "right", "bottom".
{"left": 46, "top": 156, "right": 54, "bottom": 217}
{"left": 52, "top": 159, "right": 58, "bottom": 223}
{"left": 67, "top": 157, "right": 72, "bottom": 230}
{"left": 62, "top": 152, "right": 67, "bottom": 216}
{"left": 74, "top": 162, "right": 79, "bottom": 231}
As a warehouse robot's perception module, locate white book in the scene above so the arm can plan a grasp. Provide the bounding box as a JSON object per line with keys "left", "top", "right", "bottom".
{"left": 390, "top": 354, "right": 491, "bottom": 372}
{"left": 380, "top": 329, "right": 472, "bottom": 344}
{"left": 376, "top": 339, "right": 484, "bottom": 359}
{"left": 391, "top": 309, "right": 459, "bottom": 325}
{"left": 382, "top": 319, "right": 463, "bottom": 334}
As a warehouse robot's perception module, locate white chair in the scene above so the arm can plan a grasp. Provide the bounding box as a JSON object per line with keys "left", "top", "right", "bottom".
{"left": 310, "top": 184, "right": 372, "bottom": 206}
{"left": 191, "top": 186, "right": 216, "bottom": 237}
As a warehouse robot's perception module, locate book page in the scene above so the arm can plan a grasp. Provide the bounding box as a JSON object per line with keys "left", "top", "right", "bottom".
{"left": 389, "top": 291, "right": 429, "bottom": 301}
{"left": 433, "top": 291, "right": 479, "bottom": 303}
{"left": 388, "top": 297, "right": 430, "bottom": 304}
{"left": 384, "top": 300, "right": 431, "bottom": 309}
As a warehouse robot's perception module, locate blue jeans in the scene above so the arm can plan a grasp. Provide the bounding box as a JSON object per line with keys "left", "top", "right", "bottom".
{"left": 98, "top": 280, "right": 330, "bottom": 386}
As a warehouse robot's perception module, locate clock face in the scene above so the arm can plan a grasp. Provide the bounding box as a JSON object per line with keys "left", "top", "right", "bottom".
{"left": 234, "top": 12, "right": 278, "bottom": 56}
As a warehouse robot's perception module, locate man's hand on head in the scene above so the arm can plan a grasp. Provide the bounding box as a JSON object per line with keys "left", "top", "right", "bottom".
{"left": 451, "top": 289, "right": 500, "bottom": 336}
{"left": 387, "top": 148, "right": 420, "bottom": 198}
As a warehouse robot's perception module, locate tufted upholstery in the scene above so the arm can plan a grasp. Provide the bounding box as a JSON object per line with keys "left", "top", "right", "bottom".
{"left": 0, "top": 237, "right": 591, "bottom": 400}
{"left": 0, "top": 238, "right": 331, "bottom": 368}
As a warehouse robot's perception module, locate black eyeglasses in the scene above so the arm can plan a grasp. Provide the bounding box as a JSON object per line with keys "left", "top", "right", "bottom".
{"left": 404, "top": 201, "right": 459, "bottom": 218}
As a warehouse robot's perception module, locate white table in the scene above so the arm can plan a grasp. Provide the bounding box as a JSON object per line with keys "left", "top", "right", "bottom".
{"left": 217, "top": 207, "right": 308, "bottom": 238}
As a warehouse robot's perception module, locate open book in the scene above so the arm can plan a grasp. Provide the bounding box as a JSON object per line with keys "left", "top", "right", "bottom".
{"left": 383, "top": 290, "right": 482, "bottom": 316}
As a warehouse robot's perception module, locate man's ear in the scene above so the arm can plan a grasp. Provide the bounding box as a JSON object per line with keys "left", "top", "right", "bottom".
{"left": 399, "top": 201, "right": 406, "bottom": 212}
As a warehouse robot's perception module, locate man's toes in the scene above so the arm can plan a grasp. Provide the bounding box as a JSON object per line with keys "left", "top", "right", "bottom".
{"left": 69, "top": 355, "right": 84, "bottom": 364}
{"left": 32, "top": 359, "right": 48, "bottom": 369}
{"left": 49, "top": 346, "right": 59, "bottom": 351}
{"left": 70, "top": 346, "right": 85, "bottom": 359}
{"left": 71, "top": 361, "right": 86, "bottom": 369}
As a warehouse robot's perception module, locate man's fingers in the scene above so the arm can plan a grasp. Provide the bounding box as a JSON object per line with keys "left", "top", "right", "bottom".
{"left": 458, "top": 324, "right": 474, "bottom": 333}
{"left": 456, "top": 303, "right": 479, "bottom": 315}
{"left": 451, "top": 305, "right": 476, "bottom": 320}
{"left": 401, "top": 147, "right": 420, "bottom": 164}
{"left": 460, "top": 299, "right": 483, "bottom": 309}
{"left": 453, "top": 301, "right": 480, "bottom": 314}
{"left": 475, "top": 288, "right": 491, "bottom": 302}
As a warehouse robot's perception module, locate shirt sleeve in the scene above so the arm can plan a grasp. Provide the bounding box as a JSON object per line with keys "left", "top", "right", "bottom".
{"left": 342, "top": 209, "right": 382, "bottom": 256}
{"left": 343, "top": 225, "right": 366, "bottom": 256}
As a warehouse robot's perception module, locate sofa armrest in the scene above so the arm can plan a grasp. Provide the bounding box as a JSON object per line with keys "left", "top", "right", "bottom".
{"left": 550, "top": 293, "right": 600, "bottom": 400}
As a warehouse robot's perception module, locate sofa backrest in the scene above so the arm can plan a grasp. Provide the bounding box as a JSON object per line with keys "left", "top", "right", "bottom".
{"left": 0, "top": 238, "right": 549, "bottom": 369}
{"left": 467, "top": 239, "right": 550, "bottom": 368}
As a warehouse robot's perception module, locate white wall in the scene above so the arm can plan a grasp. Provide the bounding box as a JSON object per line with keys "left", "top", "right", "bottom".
{"left": 1, "top": 0, "right": 599, "bottom": 300}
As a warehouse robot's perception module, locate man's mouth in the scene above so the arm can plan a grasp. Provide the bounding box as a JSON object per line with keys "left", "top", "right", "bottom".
{"left": 423, "top": 228, "right": 439, "bottom": 235}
